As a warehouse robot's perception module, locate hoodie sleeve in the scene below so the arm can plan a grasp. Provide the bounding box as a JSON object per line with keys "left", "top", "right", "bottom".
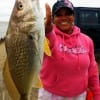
{"left": 88, "top": 38, "right": 100, "bottom": 100}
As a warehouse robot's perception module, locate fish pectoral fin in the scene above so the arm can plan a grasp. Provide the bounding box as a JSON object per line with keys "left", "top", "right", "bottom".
{"left": 43, "top": 37, "right": 51, "bottom": 56}
{"left": 33, "top": 39, "right": 39, "bottom": 55}
{"left": 28, "top": 33, "right": 39, "bottom": 55}
{"left": 32, "top": 39, "right": 43, "bottom": 65}
{"left": 3, "top": 59, "right": 20, "bottom": 100}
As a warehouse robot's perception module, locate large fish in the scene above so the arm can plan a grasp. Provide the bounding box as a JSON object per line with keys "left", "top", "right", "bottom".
{"left": 3, "top": 0, "right": 45, "bottom": 99}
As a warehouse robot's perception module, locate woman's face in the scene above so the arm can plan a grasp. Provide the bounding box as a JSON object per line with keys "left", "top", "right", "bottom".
{"left": 53, "top": 8, "right": 74, "bottom": 34}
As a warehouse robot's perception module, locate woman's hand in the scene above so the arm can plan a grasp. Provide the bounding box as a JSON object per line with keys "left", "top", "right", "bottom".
{"left": 45, "top": 3, "right": 53, "bottom": 33}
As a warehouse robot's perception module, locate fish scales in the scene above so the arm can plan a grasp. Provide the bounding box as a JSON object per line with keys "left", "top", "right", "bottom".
{"left": 4, "top": 0, "right": 45, "bottom": 99}
{"left": 6, "top": 34, "right": 36, "bottom": 93}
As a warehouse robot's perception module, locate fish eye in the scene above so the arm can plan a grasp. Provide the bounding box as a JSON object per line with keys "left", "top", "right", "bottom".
{"left": 16, "top": 1, "right": 23, "bottom": 10}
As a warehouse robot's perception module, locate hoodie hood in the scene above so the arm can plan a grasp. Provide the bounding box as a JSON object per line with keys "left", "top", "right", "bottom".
{"left": 54, "top": 25, "right": 81, "bottom": 38}
{"left": 53, "top": 25, "right": 81, "bottom": 48}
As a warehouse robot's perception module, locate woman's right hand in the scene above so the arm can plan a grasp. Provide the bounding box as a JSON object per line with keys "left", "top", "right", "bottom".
{"left": 45, "top": 3, "right": 53, "bottom": 33}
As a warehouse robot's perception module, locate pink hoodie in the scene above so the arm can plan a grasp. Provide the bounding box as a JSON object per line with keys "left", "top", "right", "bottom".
{"left": 40, "top": 25, "right": 100, "bottom": 99}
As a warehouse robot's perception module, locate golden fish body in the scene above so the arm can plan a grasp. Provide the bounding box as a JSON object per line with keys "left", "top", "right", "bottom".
{"left": 4, "top": 0, "right": 45, "bottom": 99}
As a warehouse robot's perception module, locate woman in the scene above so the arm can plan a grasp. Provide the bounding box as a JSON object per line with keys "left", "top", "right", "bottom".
{"left": 38, "top": 0, "right": 100, "bottom": 100}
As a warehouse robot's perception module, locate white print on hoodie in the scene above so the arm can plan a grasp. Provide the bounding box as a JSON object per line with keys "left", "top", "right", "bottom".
{"left": 59, "top": 43, "right": 87, "bottom": 54}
